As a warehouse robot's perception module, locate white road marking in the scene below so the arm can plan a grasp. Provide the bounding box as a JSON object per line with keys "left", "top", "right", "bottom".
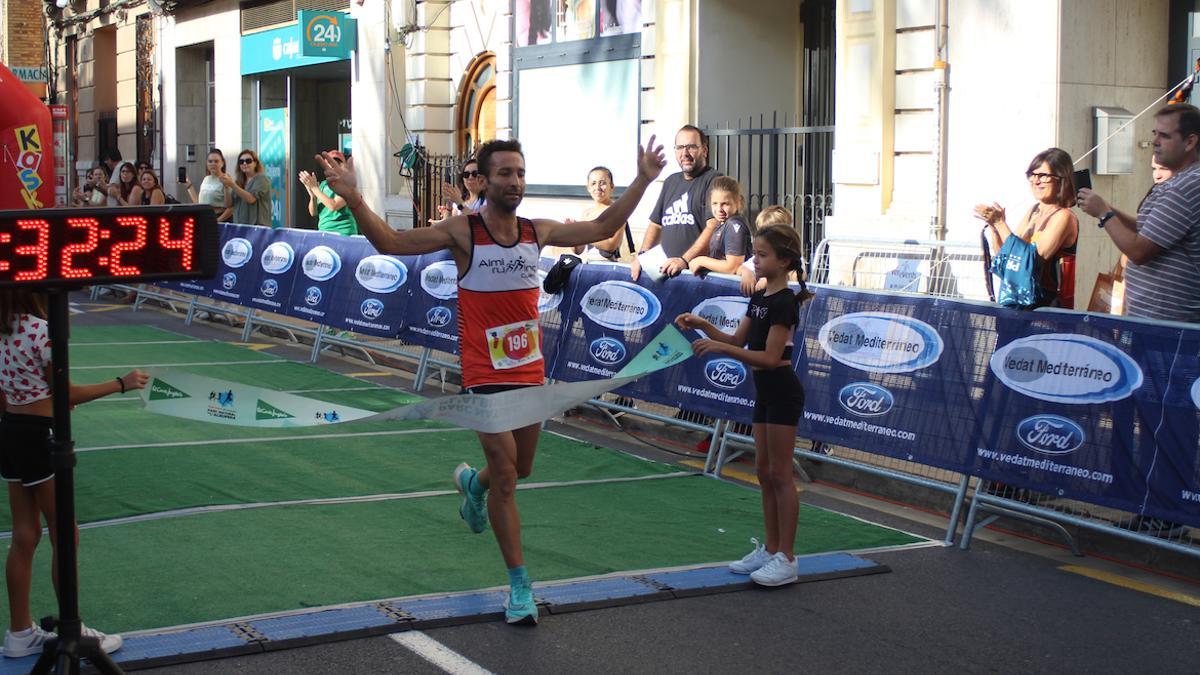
{"left": 72, "top": 358, "right": 282, "bottom": 369}
{"left": 391, "top": 631, "right": 494, "bottom": 675}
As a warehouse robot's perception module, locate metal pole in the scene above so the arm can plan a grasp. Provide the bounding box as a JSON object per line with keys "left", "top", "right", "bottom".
{"left": 931, "top": 0, "right": 950, "bottom": 242}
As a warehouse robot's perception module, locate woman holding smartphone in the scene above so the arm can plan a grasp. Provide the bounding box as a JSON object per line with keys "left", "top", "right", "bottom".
{"left": 184, "top": 150, "right": 234, "bottom": 222}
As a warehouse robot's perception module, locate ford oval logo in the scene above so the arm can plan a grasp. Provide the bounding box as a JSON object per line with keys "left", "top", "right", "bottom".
{"left": 589, "top": 337, "right": 627, "bottom": 365}
{"left": 304, "top": 286, "right": 322, "bottom": 306}
{"left": 222, "top": 272, "right": 236, "bottom": 289}
{"left": 990, "top": 334, "right": 1144, "bottom": 404}
{"left": 426, "top": 306, "right": 452, "bottom": 327}
{"left": 817, "top": 311, "right": 943, "bottom": 373}
{"left": 260, "top": 242, "right": 295, "bottom": 275}
{"left": 421, "top": 260, "right": 458, "bottom": 300}
{"left": 837, "top": 382, "right": 894, "bottom": 417}
{"left": 360, "top": 298, "right": 385, "bottom": 319}
{"left": 221, "top": 237, "right": 253, "bottom": 268}
{"left": 705, "top": 358, "right": 747, "bottom": 390}
{"left": 579, "top": 281, "right": 662, "bottom": 331}
{"left": 690, "top": 296, "right": 748, "bottom": 336}
{"left": 302, "top": 245, "right": 342, "bottom": 282}
{"left": 1015, "top": 415, "right": 1085, "bottom": 455}
{"left": 260, "top": 279, "right": 278, "bottom": 298}
{"left": 355, "top": 255, "right": 408, "bottom": 294}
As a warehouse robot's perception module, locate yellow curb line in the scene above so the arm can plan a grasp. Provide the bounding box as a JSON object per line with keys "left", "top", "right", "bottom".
{"left": 1059, "top": 565, "right": 1200, "bottom": 607}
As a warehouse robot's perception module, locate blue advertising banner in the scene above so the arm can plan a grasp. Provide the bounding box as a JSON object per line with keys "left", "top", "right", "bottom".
{"left": 324, "top": 239, "right": 417, "bottom": 337}
{"left": 242, "top": 226, "right": 299, "bottom": 312}
{"left": 398, "top": 251, "right": 460, "bottom": 354}
{"left": 279, "top": 232, "right": 361, "bottom": 324}
{"left": 240, "top": 23, "right": 349, "bottom": 75}
{"left": 142, "top": 223, "right": 1200, "bottom": 528}
{"left": 974, "top": 309, "right": 1199, "bottom": 527}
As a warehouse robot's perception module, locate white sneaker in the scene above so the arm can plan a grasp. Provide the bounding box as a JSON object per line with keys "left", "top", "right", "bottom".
{"left": 750, "top": 552, "right": 799, "bottom": 587}
{"left": 3, "top": 625, "right": 54, "bottom": 658}
{"left": 81, "top": 624, "right": 123, "bottom": 654}
{"left": 729, "top": 538, "right": 773, "bottom": 574}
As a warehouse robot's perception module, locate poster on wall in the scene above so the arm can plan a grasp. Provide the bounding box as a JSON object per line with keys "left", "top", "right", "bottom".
{"left": 558, "top": 0, "right": 596, "bottom": 41}
{"left": 600, "top": 0, "right": 641, "bottom": 36}
{"left": 515, "top": 0, "right": 554, "bottom": 46}
{"left": 258, "top": 107, "right": 288, "bottom": 230}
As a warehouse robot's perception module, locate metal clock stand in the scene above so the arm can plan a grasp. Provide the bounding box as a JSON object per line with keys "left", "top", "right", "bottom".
{"left": 31, "top": 289, "right": 124, "bottom": 674}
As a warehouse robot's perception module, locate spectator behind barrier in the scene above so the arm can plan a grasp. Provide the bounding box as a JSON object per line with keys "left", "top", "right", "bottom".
{"left": 71, "top": 165, "right": 111, "bottom": 207}
{"left": 108, "top": 162, "right": 137, "bottom": 206}
{"left": 184, "top": 149, "right": 234, "bottom": 223}
{"left": 631, "top": 124, "right": 721, "bottom": 280}
{"left": 434, "top": 158, "right": 486, "bottom": 223}
{"left": 130, "top": 168, "right": 167, "bottom": 206}
{"left": 224, "top": 149, "right": 274, "bottom": 227}
{"left": 546, "top": 166, "right": 633, "bottom": 262}
{"left": 687, "top": 176, "right": 753, "bottom": 278}
{"left": 736, "top": 206, "right": 799, "bottom": 295}
{"left": 299, "top": 150, "right": 359, "bottom": 236}
{"left": 974, "top": 147, "right": 1080, "bottom": 309}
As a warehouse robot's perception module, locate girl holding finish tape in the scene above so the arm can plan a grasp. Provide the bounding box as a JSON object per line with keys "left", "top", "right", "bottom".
{"left": 675, "top": 224, "right": 812, "bottom": 586}
{"left": 0, "top": 289, "right": 148, "bottom": 658}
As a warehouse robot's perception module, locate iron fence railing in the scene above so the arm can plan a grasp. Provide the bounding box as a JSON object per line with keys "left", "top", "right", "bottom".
{"left": 705, "top": 114, "right": 834, "bottom": 260}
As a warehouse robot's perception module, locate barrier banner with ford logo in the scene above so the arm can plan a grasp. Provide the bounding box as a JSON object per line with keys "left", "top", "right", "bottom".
{"left": 149, "top": 225, "right": 1199, "bottom": 527}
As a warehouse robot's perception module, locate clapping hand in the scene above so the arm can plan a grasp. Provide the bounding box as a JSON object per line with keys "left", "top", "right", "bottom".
{"left": 298, "top": 170, "right": 320, "bottom": 192}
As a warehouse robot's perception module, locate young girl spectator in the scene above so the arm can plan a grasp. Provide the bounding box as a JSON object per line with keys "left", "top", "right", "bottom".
{"left": 675, "top": 224, "right": 811, "bottom": 586}
{"left": 0, "top": 289, "right": 147, "bottom": 657}
{"left": 185, "top": 150, "right": 234, "bottom": 222}
{"left": 108, "top": 162, "right": 138, "bottom": 206}
{"left": 222, "top": 149, "right": 274, "bottom": 227}
{"left": 688, "top": 176, "right": 752, "bottom": 276}
{"left": 129, "top": 169, "right": 167, "bottom": 206}
{"left": 737, "top": 206, "right": 798, "bottom": 295}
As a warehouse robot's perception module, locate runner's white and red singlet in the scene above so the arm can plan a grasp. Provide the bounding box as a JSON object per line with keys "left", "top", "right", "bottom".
{"left": 457, "top": 213, "right": 544, "bottom": 389}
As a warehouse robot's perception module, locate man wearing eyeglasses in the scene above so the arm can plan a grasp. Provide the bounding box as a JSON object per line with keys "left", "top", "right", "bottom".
{"left": 1078, "top": 103, "right": 1200, "bottom": 323}
{"left": 630, "top": 125, "right": 721, "bottom": 280}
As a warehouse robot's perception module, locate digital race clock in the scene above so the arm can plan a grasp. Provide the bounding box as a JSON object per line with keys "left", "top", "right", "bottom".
{"left": 0, "top": 205, "right": 219, "bottom": 288}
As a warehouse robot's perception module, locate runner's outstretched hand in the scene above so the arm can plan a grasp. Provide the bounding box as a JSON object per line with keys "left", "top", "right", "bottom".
{"left": 638, "top": 134, "right": 667, "bottom": 182}
{"left": 316, "top": 152, "right": 358, "bottom": 200}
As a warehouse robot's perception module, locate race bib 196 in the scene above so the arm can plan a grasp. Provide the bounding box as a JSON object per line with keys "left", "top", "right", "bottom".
{"left": 485, "top": 319, "right": 541, "bottom": 370}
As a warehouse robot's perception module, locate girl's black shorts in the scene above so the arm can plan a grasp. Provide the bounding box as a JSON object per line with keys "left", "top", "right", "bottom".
{"left": 752, "top": 366, "right": 805, "bottom": 426}
{"left": 0, "top": 413, "right": 55, "bottom": 487}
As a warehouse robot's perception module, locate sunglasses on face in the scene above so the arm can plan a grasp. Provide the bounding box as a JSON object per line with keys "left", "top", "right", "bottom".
{"left": 462, "top": 170, "right": 481, "bottom": 179}
{"left": 239, "top": 158, "right": 255, "bottom": 165}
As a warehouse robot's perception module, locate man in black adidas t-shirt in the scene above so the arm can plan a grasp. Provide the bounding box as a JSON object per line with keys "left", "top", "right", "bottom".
{"left": 631, "top": 125, "right": 721, "bottom": 280}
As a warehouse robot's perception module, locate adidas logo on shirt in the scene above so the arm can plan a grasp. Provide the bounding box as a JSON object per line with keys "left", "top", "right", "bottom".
{"left": 661, "top": 193, "right": 695, "bottom": 227}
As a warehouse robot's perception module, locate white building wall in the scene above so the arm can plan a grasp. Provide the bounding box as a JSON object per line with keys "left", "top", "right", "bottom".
{"left": 828, "top": 0, "right": 1171, "bottom": 309}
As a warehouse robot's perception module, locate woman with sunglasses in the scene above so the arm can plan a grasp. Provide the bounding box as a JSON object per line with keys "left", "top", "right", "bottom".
{"left": 974, "top": 147, "right": 1080, "bottom": 308}
{"left": 221, "top": 149, "right": 274, "bottom": 227}
{"left": 436, "top": 159, "right": 486, "bottom": 221}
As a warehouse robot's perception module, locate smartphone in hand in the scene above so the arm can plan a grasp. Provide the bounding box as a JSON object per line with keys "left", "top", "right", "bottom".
{"left": 1072, "top": 169, "right": 1092, "bottom": 192}
{"left": 178, "top": 166, "right": 188, "bottom": 183}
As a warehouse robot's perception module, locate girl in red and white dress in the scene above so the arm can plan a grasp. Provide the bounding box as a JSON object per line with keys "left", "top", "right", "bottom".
{"left": 0, "top": 289, "right": 148, "bottom": 658}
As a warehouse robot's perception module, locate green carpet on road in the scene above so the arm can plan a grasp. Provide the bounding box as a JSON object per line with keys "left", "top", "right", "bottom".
{"left": 5, "top": 476, "right": 921, "bottom": 633}
{"left": 0, "top": 324, "right": 925, "bottom": 635}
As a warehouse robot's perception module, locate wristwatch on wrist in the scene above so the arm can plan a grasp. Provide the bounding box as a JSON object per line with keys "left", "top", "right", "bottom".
{"left": 1098, "top": 210, "right": 1116, "bottom": 228}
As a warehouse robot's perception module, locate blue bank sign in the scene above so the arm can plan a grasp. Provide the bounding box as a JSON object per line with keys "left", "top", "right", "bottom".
{"left": 241, "top": 13, "right": 356, "bottom": 75}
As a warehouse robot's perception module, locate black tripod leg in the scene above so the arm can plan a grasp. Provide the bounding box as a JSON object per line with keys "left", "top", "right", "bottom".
{"left": 30, "top": 636, "right": 60, "bottom": 674}
{"left": 78, "top": 638, "right": 124, "bottom": 674}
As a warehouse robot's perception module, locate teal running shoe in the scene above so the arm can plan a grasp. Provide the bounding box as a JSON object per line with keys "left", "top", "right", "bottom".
{"left": 504, "top": 581, "right": 539, "bottom": 625}
{"left": 453, "top": 462, "right": 488, "bottom": 534}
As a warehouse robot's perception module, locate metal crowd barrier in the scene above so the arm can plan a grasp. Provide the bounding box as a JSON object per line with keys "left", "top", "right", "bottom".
{"left": 96, "top": 240, "right": 1198, "bottom": 561}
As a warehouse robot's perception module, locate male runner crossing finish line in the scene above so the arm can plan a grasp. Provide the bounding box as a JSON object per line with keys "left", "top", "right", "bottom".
{"left": 316, "top": 136, "right": 667, "bottom": 625}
